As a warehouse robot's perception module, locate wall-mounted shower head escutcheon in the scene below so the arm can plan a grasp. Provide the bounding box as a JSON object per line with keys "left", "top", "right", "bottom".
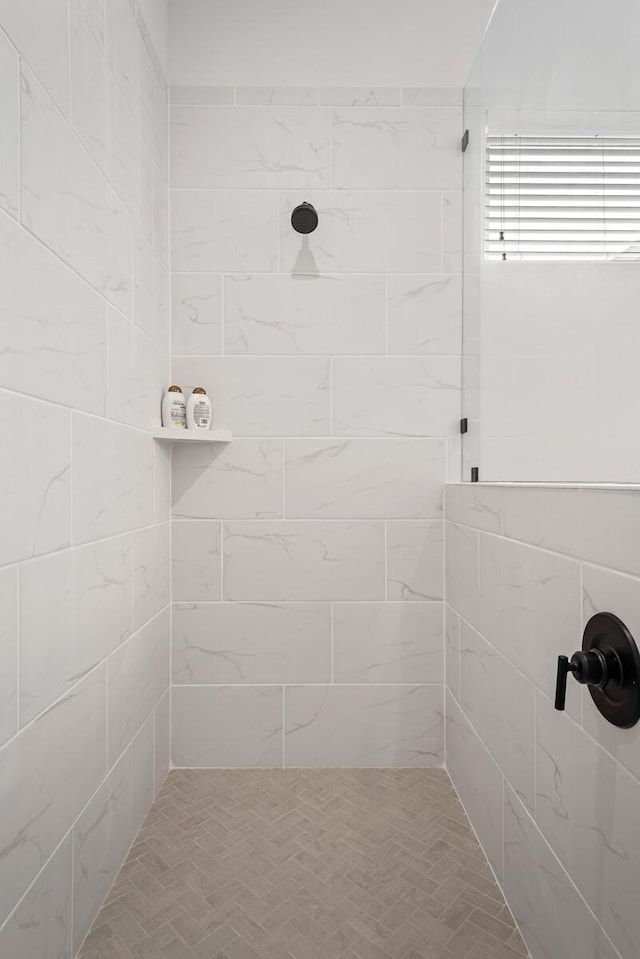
{"left": 555, "top": 612, "right": 640, "bottom": 727}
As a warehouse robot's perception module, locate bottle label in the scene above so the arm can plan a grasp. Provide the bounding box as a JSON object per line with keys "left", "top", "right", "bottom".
{"left": 170, "top": 401, "right": 186, "bottom": 427}
{"left": 193, "top": 400, "right": 211, "bottom": 428}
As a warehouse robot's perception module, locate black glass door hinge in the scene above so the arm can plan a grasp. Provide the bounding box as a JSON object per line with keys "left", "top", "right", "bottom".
{"left": 460, "top": 418, "right": 468, "bottom": 434}
{"left": 471, "top": 467, "right": 479, "bottom": 483}
{"left": 461, "top": 130, "right": 469, "bottom": 152}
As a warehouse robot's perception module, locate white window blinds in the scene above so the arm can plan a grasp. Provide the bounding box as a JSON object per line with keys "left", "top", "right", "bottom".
{"left": 485, "top": 134, "right": 640, "bottom": 260}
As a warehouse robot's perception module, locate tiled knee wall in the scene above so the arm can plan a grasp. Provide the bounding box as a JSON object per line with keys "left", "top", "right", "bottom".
{"left": 168, "top": 85, "right": 464, "bottom": 767}
{"left": 0, "top": 2, "right": 170, "bottom": 956}
{"left": 445, "top": 483, "right": 640, "bottom": 959}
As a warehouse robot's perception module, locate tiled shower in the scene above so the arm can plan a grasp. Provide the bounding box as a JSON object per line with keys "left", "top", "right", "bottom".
{"left": 0, "top": 2, "right": 639, "bottom": 958}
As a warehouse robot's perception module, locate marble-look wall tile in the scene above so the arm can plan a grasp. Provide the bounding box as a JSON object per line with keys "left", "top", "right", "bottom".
{"left": 78, "top": 0, "right": 104, "bottom": 46}
{"left": 236, "top": 87, "right": 317, "bottom": 106}
{"left": 0, "top": 391, "right": 71, "bottom": 566}
{"left": 0, "top": 667, "right": 106, "bottom": 924}
{"left": 172, "top": 440, "right": 283, "bottom": 519}
{"left": 151, "top": 163, "right": 168, "bottom": 264}
{"left": 503, "top": 487, "right": 640, "bottom": 578}
{"left": 104, "top": 0, "right": 138, "bottom": 117}
{"left": 387, "top": 274, "right": 462, "bottom": 356}
{"left": 536, "top": 693, "right": 640, "bottom": 959}
{"left": 285, "top": 438, "right": 445, "bottom": 518}
{"left": 333, "top": 603, "right": 443, "bottom": 684}
{"left": 70, "top": 2, "right": 138, "bottom": 216}
{"left": 21, "top": 66, "right": 133, "bottom": 316}
{"left": 332, "top": 357, "right": 460, "bottom": 437}
{"left": 224, "top": 273, "right": 386, "bottom": 355}
{"left": 133, "top": 522, "right": 170, "bottom": 630}
{"left": 73, "top": 719, "right": 153, "bottom": 952}
{"left": 154, "top": 691, "right": 170, "bottom": 794}
{"left": 73, "top": 414, "right": 153, "bottom": 544}
{"left": 581, "top": 564, "right": 640, "bottom": 781}
{"left": 171, "top": 189, "right": 278, "bottom": 272}
{"left": 285, "top": 685, "right": 443, "bottom": 767}
{"left": 387, "top": 521, "right": 444, "bottom": 601}
{"left": 279, "top": 190, "right": 442, "bottom": 274}
{"left": 0, "top": 568, "right": 17, "bottom": 748}
{"left": 0, "top": 0, "right": 69, "bottom": 115}
{"left": 138, "top": 30, "right": 168, "bottom": 177}
{"left": 0, "top": 29, "right": 19, "bottom": 218}
{"left": 319, "top": 88, "right": 401, "bottom": 106}
{"left": 504, "top": 784, "right": 621, "bottom": 959}
{"left": 223, "top": 521, "right": 385, "bottom": 602}
{"left": 445, "top": 484, "right": 503, "bottom": 533}
{"left": 171, "top": 685, "right": 283, "bottom": 768}
{"left": 172, "top": 602, "right": 331, "bottom": 685}
{"left": 445, "top": 605, "right": 460, "bottom": 699}
{"left": 172, "top": 274, "right": 222, "bottom": 355}
{"left": 0, "top": 834, "right": 72, "bottom": 959}
{"left": 0, "top": 212, "right": 106, "bottom": 415}
{"left": 153, "top": 440, "right": 171, "bottom": 524}
{"left": 170, "top": 85, "right": 234, "bottom": 105}
{"left": 134, "top": 227, "right": 169, "bottom": 350}
{"left": 332, "top": 107, "right": 461, "bottom": 190}
{"left": 445, "top": 522, "right": 479, "bottom": 628}
{"left": 171, "top": 105, "right": 329, "bottom": 188}
{"left": 172, "top": 356, "right": 330, "bottom": 437}
{"left": 442, "top": 191, "right": 462, "bottom": 272}
{"left": 172, "top": 521, "right": 221, "bottom": 602}
{"left": 445, "top": 692, "right": 503, "bottom": 881}
{"left": 19, "top": 535, "right": 132, "bottom": 725}
{"left": 107, "top": 607, "right": 169, "bottom": 765}
{"left": 107, "top": 308, "right": 166, "bottom": 429}
{"left": 459, "top": 621, "right": 535, "bottom": 812}
{"left": 402, "top": 88, "right": 463, "bottom": 107}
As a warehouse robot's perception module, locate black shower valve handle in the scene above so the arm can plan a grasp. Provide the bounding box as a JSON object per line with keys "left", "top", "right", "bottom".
{"left": 554, "top": 654, "right": 577, "bottom": 711}
{"left": 555, "top": 647, "right": 617, "bottom": 711}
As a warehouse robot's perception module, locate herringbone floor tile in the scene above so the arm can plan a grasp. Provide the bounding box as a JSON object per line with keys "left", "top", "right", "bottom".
{"left": 80, "top": 769, "right": 529, "bottom": 959}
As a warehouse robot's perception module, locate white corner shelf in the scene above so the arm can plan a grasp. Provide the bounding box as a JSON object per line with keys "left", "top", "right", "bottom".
{"left": 152, "top": 427, "right": 232, "bottom": 443}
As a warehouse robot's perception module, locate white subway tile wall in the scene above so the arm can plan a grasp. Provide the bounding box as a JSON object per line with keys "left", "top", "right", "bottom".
{"left": 0, "top": 2, "right": 170, "bottom": 956}
{"left": 169, "top": 83, "right": 463, "bottom": 769}
{"left": 445, "top": 483, "right": 640, "bottom": 959}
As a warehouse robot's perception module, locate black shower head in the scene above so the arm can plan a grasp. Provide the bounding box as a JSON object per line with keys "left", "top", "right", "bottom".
{"left": 291, "top": 202, "right": 318, "bottom": 234}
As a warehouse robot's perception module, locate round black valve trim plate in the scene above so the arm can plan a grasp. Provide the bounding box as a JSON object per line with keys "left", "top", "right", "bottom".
{"left": 583, "top": 612, "right": 640, "bottom": 728}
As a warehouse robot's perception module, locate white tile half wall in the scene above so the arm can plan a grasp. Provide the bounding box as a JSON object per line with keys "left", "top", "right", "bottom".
{"left": 169, "top": 84, "right": 463, "bottom": 768}
{"left": 445, "top": 483, "right": 640, "bottom": 959}
{"left": 0, "top": 2, "right": 170, "bottom": 957}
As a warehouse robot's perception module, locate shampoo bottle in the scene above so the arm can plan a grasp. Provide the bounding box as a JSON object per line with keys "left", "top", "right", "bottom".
{"left": 186, "top": 387, "right": 212, "bottom": 430}
{"left": 161, "top": 385, "right": 187, "bottom": 428}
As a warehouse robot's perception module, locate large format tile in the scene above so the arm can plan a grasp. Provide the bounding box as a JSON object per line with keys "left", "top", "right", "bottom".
{"left": 154, "top": 691, "right": 170, "bottom": 794}
{"left": 387, "top": 274, "right": 462, "bottom": 355}
{"left": 445, "top": 521, "right": 479, "bottom": 627}
{"left": 137, "top": 29, "right": 167, "bottom": 176}
{"left": 73, "top": 720, "right": 154, "bottom": 953}
{"left": 503, "top": 486, "right": 640, "bottom": 578}
{"left": 387, "top": 521, "right": 444, "bottom": 601}
{"left": 0, "top": 391, "right": 71, "bottom": 566}
{"left": 134, "top": 227, "right": 169, "bottom": 350}
{"left": 171, "top": 520, "right": 221, "bottom": 602}
{"left": 172, "top": 356, "right": 329, "bottom": 436}
{"left": 333, "top": 603, "right": 443, "bottom": 684}
{"left": 285, "top": 685, "right": 443, "bottom": 767}
{"left": 104, "top": 0, "right": 138, "bottom": 115}
{"left": 0, "top": 568, "right": 17, "bottom": 748}
{"left": 171, "top": 273, "right": 222, "bottom": 355}
{"left": 504, "top": 784, "right": 621, "bottom": 959}
{"left": 0, "top": 834, "right": 72, "bottom": 959}
{"left": 171, "top": 189, "right": 278, "bottom": 272}
{"left": 171, "top": 105, "right": 329, "bottom": 188}
{"left": 224, "top": 273, "right": 386, "bottom": 355}
{"left": 445, "top": 692, "right": 503, "bottom": 881}
{"left": 319, "top": 88, "right": 402, "bottom": 106}
{"left": 19, "top": 534, "right": 132, "bottom": 725}
{"left": 332, "top": 107, "right": 461, "bottom": 189}
{"left": 459, "top": 621, "right": 535, "bottom": 812}
{"left": 0, "top": 667, "right": 106, "bottom": 925}
{"left": 133, "top": 522, "right": 170, "bottom": 629}
{"left": 21, "top": 66, "right": 132, "bottom": 316}
{"left": 171, "top": 686, "right": 283, "bottom": 767}
{"left": 235, "top": 86, "right": 317, "bottom": 106}
{"left": 0, "top": 30, "right": 19, "bottom": 218}
{"left": 172, "top": 439, "right": 283, "bottom": 519}
{"left": 445, "top": 484, "right": 503, "bottom": 533}
{"left": 279, "top": 190, "right": 442, "bottom": 274}
{"left": 73, "top": 414, "right": 153, "bottom": 544}
{"left": 107, "top": 608, "right": 169, "bottom": 765}
{"left": 536, "top": 693, "right": 640, "bottom": 959}
{"left": 445, "top": 605, "right": 460, "bottom": 699}
{"left": 107, "top": 307, "right": 166, "bottom": 429}
{"left": 284, "top": 438, "right": 445, "bottom": 518}
{"left": 0, "top": 212, "right": 106, "bottom": 414}
{"left": 0, "top": 0, "right": 69, "bottom": 115}
{"left": 332, "top": 356, "right": 460, "bottom": 437}
{"left": 172, "top": 603, "right": 331, "bottom": 685}
{"left": 223, "top": 521, "right": 385, "bottom": 601}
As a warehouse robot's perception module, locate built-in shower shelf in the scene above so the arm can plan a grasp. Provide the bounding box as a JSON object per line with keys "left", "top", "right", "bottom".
{"left": 152, "top": 427, "right": 232, "bottom": 443}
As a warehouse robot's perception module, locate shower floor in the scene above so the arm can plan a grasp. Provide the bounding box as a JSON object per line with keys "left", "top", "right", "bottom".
{"left": 79, "top": 769, "right": 527, "bottom": 959}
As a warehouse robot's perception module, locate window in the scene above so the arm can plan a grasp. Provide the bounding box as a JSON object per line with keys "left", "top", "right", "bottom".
{"left": 485, "top": 133, "right": 640, "bottom": 260}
